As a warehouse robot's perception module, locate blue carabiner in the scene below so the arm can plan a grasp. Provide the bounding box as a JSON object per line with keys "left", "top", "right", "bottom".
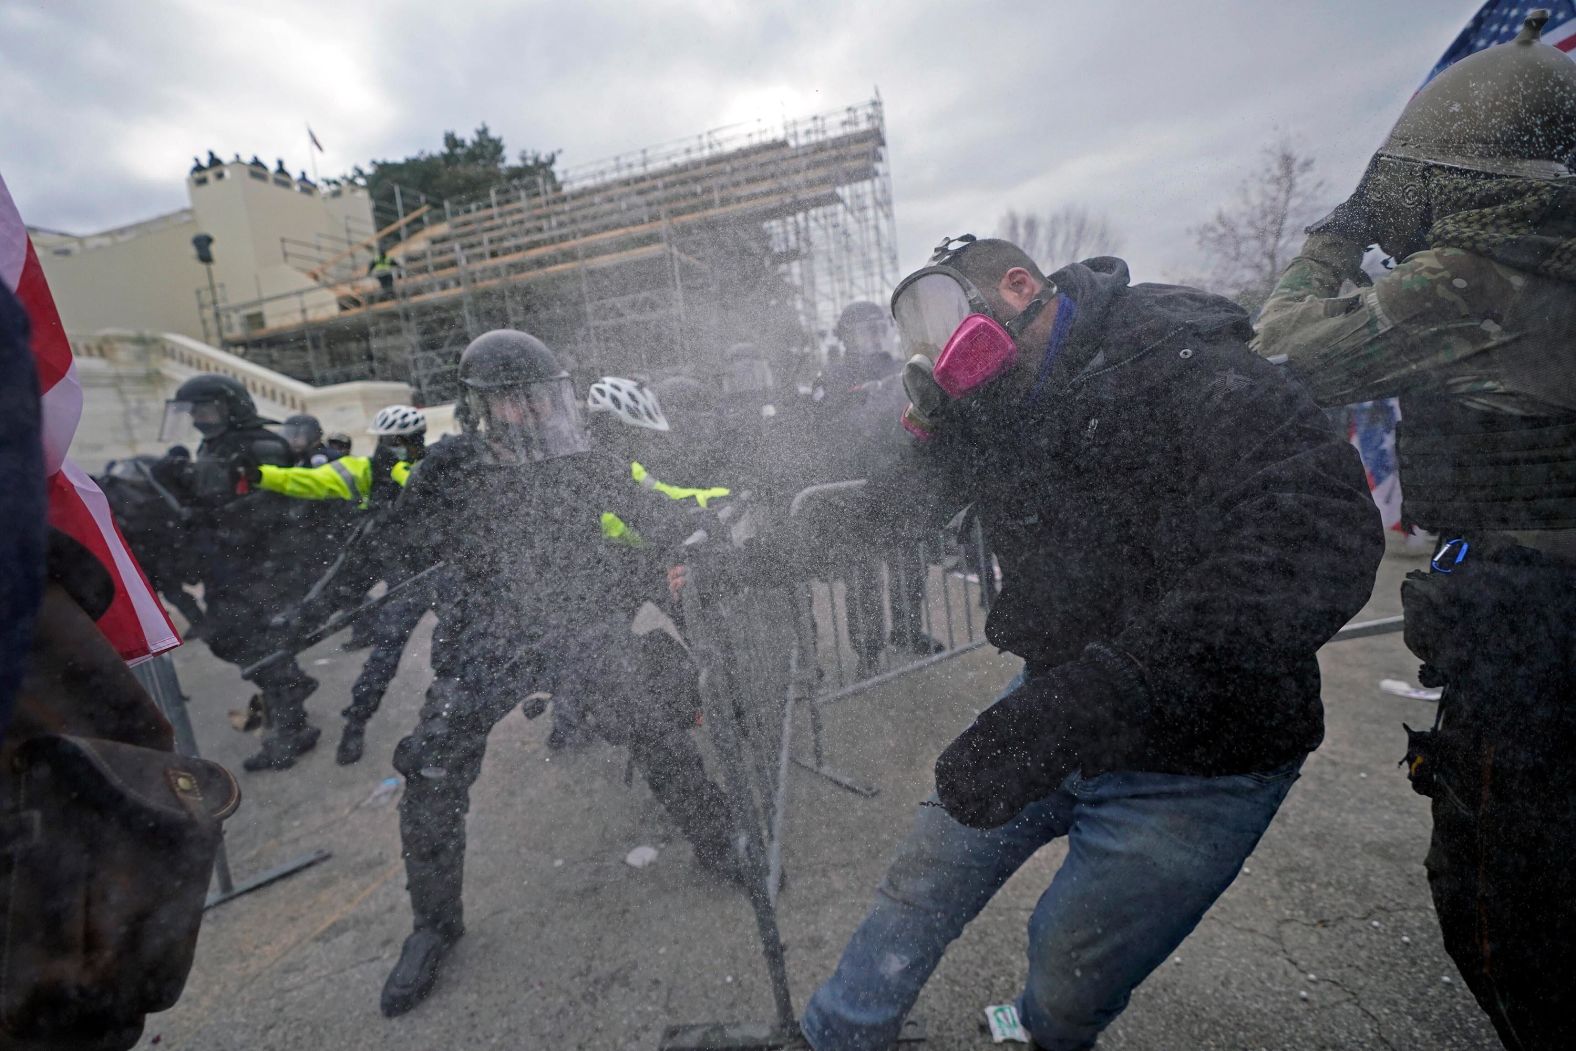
{"left": 1431, "top": 537, "right": 1470, "bottom": 574}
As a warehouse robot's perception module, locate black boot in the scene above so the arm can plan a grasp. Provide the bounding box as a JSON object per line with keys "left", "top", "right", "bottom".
{"left": 242, "top": 676, "right": 320, "bottom": 772}
{"left": 336, "top": 718, "right": 367, "bottom": 765}
{"left": 380, "top": 923, "right": 463, "bottom": 1018}
{"left": 243, "top": 724, "right": 320, "bottom": 771}
{"left": 634, "top": 738, "right": 745, "bottom": 884}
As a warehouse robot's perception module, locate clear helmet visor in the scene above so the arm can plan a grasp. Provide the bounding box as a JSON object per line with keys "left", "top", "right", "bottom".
{"left": 276, "top": 421, "right": 321, "bottom": 454}
{"left": 474, "top": 376, "right": 591, "bottom": 464}
{"left": 840, "top": 315, "right": 897, "bottom": 360}
{"left": 892, "top": 273, "right": 974, "bottom": 362}
{"left": 160, "top": 399, "right": 228, "bottom": 442}
{"left": 722, "top": 358, "right": 775, "bottom": 396}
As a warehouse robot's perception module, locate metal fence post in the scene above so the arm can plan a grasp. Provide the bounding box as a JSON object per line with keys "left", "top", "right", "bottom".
{"left": 131, "top": 652, "right": 330, "bottom": 909}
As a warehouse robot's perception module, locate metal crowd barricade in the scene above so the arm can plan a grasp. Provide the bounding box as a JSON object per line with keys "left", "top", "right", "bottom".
{"left": 131, "top": 652, "right": 331, "bottom": 909}
{"left": 787, "top": 483, "right": 998, "bottom": 806}
{"left": 660, "top": 481, "right": 994, "bottom": 1049}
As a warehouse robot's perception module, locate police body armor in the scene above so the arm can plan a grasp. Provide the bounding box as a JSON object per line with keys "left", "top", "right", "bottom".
{"left": 1397, "top": 396, "right": 1576, "bottom": 537}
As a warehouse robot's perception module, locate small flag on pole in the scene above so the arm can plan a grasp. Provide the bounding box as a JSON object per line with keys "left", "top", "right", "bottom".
{"left": 308, "top": 126, "right": 324, "bottom": 152}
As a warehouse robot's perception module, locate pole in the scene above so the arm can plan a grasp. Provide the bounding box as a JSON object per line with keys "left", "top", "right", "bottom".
{"left": 131, "top": 653, "right": 330, "bottom": 909}
{"left": 203, "top": 262, "right": 223, "bottom": 344}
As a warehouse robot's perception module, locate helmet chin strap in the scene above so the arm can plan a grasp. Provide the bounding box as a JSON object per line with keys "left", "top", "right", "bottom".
{"left": 1001, "top": 292, "right": 1049, "bottom": 339}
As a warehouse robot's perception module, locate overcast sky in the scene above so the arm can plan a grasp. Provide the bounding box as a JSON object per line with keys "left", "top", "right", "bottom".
{"left": 1, "top": 0, "right": 1483, "bottom": 282}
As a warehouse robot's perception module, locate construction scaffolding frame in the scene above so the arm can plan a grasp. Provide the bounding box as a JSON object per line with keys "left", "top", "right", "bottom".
{"left": 218, "top": 98, "right": 899, "bottom": 404}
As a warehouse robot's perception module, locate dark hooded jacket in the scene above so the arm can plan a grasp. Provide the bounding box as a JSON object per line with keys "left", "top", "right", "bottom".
{"left": 907, "top": 257, "right": 1384, "bottom": 776}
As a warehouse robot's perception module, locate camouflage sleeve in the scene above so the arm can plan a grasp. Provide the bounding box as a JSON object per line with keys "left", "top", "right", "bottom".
{"left": 1252, "top": 235, "right": 1505, "bottom": 407}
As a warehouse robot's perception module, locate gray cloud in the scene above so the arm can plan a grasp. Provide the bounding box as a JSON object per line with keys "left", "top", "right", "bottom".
{"left": 2, "top": 0, "right": 1483, "bottom": 281}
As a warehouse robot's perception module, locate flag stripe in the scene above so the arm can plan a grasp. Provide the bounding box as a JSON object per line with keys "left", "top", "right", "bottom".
{"left": 52, "top": 463, "right": 180, "bottom": 662}
{"left": 0, "top": 168, "right": 179, "bottom": 664}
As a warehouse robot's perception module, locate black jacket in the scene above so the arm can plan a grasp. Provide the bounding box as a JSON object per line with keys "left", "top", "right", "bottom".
{"left": 184, "top": 424, "right": 325, "bottom": 598}
{"left": 391, "top": 438, "right": 693, "bottom": 688}
{"left": 909, "top": 257, "right": 1383, "bottom": 776}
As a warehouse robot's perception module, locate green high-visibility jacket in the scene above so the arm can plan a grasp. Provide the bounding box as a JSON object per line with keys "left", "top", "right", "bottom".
{"left": 257, "top": 455, "right": 412, "bottom": 509}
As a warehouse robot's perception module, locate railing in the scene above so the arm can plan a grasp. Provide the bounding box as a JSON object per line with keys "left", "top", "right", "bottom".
{"left": 662, "top": 483, "right": 988, "bottom": 1045}
{"left": 68, "top": 330, "right": 415, "bottom": 453}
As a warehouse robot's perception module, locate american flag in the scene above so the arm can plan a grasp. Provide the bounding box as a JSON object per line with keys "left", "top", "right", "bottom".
{"left": 1424, "top": 0, "right": 1576, "bottom": 82}
{"left": 0, "top": 170, "right": 179, "bottom": 664}
{"left": 1351, "top": 1, "right": 1576, "bottom": 532}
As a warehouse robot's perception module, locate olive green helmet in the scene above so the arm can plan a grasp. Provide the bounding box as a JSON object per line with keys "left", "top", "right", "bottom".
{"left": 1378, "top": 10, "right": 1576, "bottom": 179}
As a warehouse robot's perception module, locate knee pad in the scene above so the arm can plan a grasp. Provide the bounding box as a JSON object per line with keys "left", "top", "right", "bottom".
{"left": 393, "top": 728, "right": 449, "bottom": 778}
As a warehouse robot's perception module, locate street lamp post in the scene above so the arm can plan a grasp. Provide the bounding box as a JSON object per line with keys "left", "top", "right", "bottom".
{"left": 192, "top": 233, "right": 223, "bottom": 344}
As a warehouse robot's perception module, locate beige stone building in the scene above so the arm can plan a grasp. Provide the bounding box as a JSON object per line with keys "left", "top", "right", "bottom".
{"left": 32, "top": 159, "right": 375, "bottom": 344}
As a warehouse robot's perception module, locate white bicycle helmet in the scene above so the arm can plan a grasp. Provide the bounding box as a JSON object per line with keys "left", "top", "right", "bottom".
{"left": 368, "top": 404, "right": 428, "bottom": 436}
{"left": 587, "top": 376, "right": 669, "bottom": 432}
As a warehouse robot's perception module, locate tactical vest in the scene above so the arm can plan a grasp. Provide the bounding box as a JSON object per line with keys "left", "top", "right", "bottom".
{"left": 1397, "top": 395, "right": 1576, "bottom": 533}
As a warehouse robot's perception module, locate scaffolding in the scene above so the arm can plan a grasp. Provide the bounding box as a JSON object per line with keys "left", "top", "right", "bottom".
{"left": 220, "top": 97, "right": 899, "bottom": 404}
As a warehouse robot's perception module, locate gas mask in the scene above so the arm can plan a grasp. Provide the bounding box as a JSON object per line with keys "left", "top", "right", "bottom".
{"left": 890, "top": 236, "right": 1052, "bottom": 440}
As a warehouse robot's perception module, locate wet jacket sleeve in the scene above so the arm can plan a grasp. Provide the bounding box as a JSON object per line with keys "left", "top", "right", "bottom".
{"left": 380, "top": 455, "right": 452, "bottom": 577}
{"left": 1252, "top": 233, "right": 1507, "bottom": 407}
{"left": 257, "top": 456, "right": 373, "bottom": 504}
{"left": 608, "top": 479, "right": 700, "bottom": 557}
{"left": 1082, "top": 371, "right": 1384, "bottom": 758}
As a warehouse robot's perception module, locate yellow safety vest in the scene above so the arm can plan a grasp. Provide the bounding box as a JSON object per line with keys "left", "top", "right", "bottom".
{"left": 630, "top": 461, "right": 731, "bottom": 509}
{"left": 600, "top": 463, "right": 730, "bottom": 546}
{"left": 257, "top": 456, "right": 412, "bottom": 509}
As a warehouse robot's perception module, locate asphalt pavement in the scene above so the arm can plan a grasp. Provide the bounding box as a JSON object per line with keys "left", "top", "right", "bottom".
{"left": 133, "top": 544, "right": 1498, "bottom": 1050}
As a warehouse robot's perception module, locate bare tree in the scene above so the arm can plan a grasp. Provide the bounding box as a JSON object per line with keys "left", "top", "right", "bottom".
{"left": 1188, "top": 139, "right": 1326, "bottom": 311}
{"left": 997, "top": 205, "right": 1124, "bottom": 271}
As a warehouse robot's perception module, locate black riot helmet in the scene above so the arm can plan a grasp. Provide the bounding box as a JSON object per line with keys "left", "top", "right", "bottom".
{"left": 278, "top": 414, "right": 324, "bottom": 458}
{"left": 160, "top": 373, "right": 265, "bottom": 441}
{"left": 834, "top": 301, "right": 896, "bottom": 361}
{"left": 457, "top": 330, "right": 590, "bottom": 464}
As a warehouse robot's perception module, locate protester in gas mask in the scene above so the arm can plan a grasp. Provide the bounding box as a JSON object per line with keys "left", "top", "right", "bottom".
{"left": 1253, "top": 15, "right": 1576, "bottom": 1049}
{"left": 799, "top": 235, "right": 1383, "bottom": 1051}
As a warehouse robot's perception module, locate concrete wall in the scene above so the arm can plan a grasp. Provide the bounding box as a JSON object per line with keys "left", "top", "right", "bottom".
{"left": 70, "top": 330, "right": 418, "bottom": 469}
{"left": 34, "top": 215, "right": 211, "bottom": 341}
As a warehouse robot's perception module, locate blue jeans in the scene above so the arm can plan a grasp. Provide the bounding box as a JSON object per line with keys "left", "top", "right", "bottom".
{"left": 801, "top": 670, "right": 1303, "bottom": 1051}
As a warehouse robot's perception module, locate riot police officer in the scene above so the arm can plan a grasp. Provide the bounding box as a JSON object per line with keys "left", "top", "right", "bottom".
{"left": 159, "top": 374, "right": 323, "bottom": 771}
{"left": 378, "top": 331, "right": 738, "bottom": 1017}
{"left": 276, "top": 413, "right": 337, "bottom": 467}
{"left": 245, "top": 404, "right": 435, "bottom": 765}
{"left": 1254, "top": 14, "right": 1576, "bottom": 1047}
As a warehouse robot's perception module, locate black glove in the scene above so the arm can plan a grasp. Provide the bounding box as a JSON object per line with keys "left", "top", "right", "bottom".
{"left": 1305, "top": 155, "right": 1382, "bottom": 248}
{"left": 1305, "top": 195, "right": 1378, "bottom": 248}
{"left": 232, "top": 454, "right": 262, "bottom": 489}
{"left": 934, "top": 659, "right": 1123, "bottom": 830}
{"left": 1400, "top": 569, "right": 1458, "bottom": 680}
{"left": 369, "top": 442, "right": 401, "bottom": 504}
